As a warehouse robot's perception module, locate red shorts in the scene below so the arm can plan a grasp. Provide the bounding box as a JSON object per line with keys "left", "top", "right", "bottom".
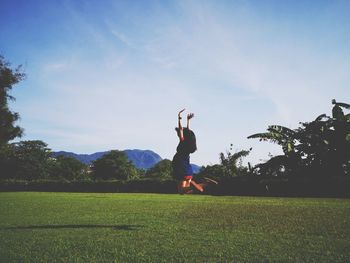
{"left": 183, "top": 175, "right": 193, "bottom": 180}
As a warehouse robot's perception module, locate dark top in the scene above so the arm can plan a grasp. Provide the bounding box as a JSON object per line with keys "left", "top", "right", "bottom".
{"left": 172, "top": 138, "right": 193, "bottom": 179}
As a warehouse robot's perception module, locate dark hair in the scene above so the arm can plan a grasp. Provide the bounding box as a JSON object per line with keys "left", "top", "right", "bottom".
{"left": 179, "top": 128, "right": 197, "bottom": 154}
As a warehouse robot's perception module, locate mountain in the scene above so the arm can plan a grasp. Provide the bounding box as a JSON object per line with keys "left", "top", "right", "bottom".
{"left": 191, "top": 164, "right": 201, "bottom": 174}
{"left": 52, "top": 149, "right": 162, "bottom": 170}
{"left": 52, "top": 151, "right": 107, "bottom": 165}
{"left": 123, "top": 149, "right": 162, "bottom": 169}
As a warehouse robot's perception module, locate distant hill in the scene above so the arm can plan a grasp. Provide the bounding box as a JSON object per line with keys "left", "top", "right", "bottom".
{"left": 123, "top": 149, "right": 162, "bottom": 169}
{"left": 52, "top": 151, "right": 106, "bottom": 165}
{"left": 53, "top": 149, "right": 202, "bottom": 172}
{"left": 190, "top": 164, "right": 201, "bottom": 174}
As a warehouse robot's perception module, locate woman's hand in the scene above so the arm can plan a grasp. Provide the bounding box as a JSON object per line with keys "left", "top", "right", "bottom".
{"left": 178, "top": 108, "right": 186, "bottom": 119}
{"left": 187, "top": 113, "right": 194, "bottom": 120}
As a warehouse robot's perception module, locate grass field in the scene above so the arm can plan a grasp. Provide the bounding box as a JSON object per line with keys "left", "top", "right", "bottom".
{"left": 0, "top": 192, "right": 349, "bottom": 262}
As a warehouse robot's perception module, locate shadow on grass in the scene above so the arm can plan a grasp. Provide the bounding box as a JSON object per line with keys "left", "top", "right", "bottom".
{"left": 1, "top": 224, "right": 144, "bottom": 231}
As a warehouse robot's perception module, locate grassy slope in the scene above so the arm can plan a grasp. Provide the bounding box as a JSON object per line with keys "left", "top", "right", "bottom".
{"left": 0, "top": 192, "right": 349, "bottom": 262}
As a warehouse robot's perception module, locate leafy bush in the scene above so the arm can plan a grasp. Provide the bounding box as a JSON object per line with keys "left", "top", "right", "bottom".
{"left": 0, "top": 178, "right": 177, "bottom": 194}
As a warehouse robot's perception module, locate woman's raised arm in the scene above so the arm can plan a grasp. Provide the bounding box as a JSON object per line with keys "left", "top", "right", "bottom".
{"left": 187, "top": 113, "right": 194, "bottom": 129}
{"left": 177, "top": 109, "right": 185, "bottom": 140}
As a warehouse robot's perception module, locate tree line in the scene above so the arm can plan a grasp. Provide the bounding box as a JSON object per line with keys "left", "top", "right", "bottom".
{"left": 0, "top": 139, "right": 172, "bottom": 181}
{"left": 1, "top": 55, "right": 349, "bottom": 186}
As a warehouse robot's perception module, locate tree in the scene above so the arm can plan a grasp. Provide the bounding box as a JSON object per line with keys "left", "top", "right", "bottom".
{"left": 198, "top": 146, "right": 251, "bottom": 180}
{"left": 145, "top": 159, "right": 172, "bottom": 179}
{"left": 50, "top": 155, "right": 90, "bottom": 181}
{"left": 0, "top": 140, "right": 52, "bottom": 180}
{"left": 248, "top": 125, "right": 297, "bottom": 155}
{"left": 0, "top": 55, "right": 25, "bottom": 145}
{"left": 0, "top": 143, "right": 15, "bottom": 179}
{"left": 92, "top": 150, "right": 139, "bottom": 180}
{"left": 294, "top": 100, "right": 350, "bottom": 177}
{"left": 248, "top": 100, "right": 350, "bottom": 177}
{"left": 219, "top": 145, "right": 251, "bottom": 177}
{"left": 247, "top": 125, "right": 301, "bottom": 177}
{"left": 197, "top": 164, "right": 225, "bottom": 181}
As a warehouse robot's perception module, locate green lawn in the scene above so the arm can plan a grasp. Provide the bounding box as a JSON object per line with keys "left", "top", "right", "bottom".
{"left": 0, "top": 192, "right": 349, "bottom": 262}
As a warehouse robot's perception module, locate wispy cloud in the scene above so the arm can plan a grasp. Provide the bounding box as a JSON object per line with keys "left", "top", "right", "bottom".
{"left": 9, "top": 0, "right": 350, "bottom": 165}
{"left": 111, "top": 30, "right": 136, "bottom": 49}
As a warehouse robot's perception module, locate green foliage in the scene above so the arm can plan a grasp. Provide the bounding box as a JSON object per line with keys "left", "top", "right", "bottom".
{"left": 50, "top": 155, "right": 90, "bottom": 181}
{"left": 253, "top": 155, "right": 292, "bottom": 177}
{"left": 249, "top": 100, "right": 350, "bottom": 177}
{"left": 332, "top": 99, "right": 350, "bottom": 121}
{"left": 198, "top": 145, "right": 251, "bottom": 180}
{"left": 145, "top": 159, "right": 172, "bottom": 179}
{"left": 248, "top": 125, "right": 296, "bottom": 155}
{"left": 0, "top": 179, "right": 177, "bottom": 193}
{"left": 92, "top": 150, "right": 139, "bottom": 180}
{"left": 0, "top": 56, "right": 25, "bottom": 145}
{"left": 0, "top": 140, "right": 92, "bottom": 181}
{"left": 219, "top": 146, "right": 251, "bottom": 178}
{"left": 197, "top": 164, "right": 225, "bottom": 181}
{"left": 295, "top": 103, "right": 350, "bottom": 177}
{"left": 0, "top": 140, "right": 52, "bottom": 180}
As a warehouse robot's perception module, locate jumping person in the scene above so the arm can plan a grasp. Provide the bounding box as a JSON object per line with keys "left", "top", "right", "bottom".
{"left": 172, "top": 109, "right": 204, "bottom": 194}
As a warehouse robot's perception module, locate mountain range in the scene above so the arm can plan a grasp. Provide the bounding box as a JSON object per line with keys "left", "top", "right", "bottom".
{"left": 52, "top": 149, "right": 201, "bottom": 173}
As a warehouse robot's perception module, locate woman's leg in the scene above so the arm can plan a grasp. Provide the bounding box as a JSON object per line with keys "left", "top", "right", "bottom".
{"left": 190, "top": 180, "right": 204, "bottom": 192}
{"left": 178, "top": 179, "right": 193, "bottom": 194}
{"left": 184, "top": 179, "right": 191, "bottom": 188}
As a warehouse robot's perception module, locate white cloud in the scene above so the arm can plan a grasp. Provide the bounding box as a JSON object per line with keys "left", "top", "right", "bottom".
{"left": 16, "top": 1, "right": 350, "bottom": 165}
{"left": 111, "top": 30, "right": 137, "bottom": 49}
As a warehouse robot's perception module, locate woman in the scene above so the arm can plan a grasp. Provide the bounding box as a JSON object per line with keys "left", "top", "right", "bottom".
{"left": 172, "top": 109, "right": 204, "bottom": 194}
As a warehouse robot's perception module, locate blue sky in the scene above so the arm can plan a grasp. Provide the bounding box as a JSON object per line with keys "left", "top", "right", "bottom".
{"left": 1, "top": 0, "right": 350, "bottom": 166}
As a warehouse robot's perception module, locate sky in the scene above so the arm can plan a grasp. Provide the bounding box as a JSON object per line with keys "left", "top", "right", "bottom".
{"left": 1, "top": 0, "right": 350, "bottom": 166}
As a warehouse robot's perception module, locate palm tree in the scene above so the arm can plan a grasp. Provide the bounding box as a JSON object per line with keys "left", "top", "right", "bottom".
{"left": 248, "top": 100, "right": 350, "bottom": 177}
{"left": 219, "top": 146, "right": 251, "bottom": 177}
{"left": 296, "top": 100, "right": 350, "bottom": 177}
{"left": 248, "top": 125, "right": 300, "bottom": 176}
{"left": 248, "top": 125, "right": 296, "bottom": 155}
